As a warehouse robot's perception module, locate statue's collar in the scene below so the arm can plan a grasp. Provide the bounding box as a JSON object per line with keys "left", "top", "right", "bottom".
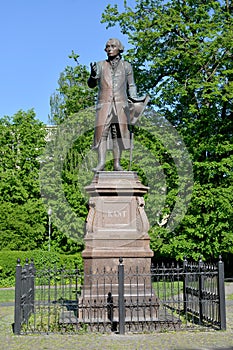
{"left": 107, "top": 55, "right": 121, "bottom": 69}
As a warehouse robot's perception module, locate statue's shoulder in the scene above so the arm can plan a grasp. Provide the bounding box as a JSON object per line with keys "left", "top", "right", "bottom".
{"left": 122, "top": 60, "right": 131, "bottom": 67}
{"left": 122, "top": 60, "right": 132, "bottom": 73}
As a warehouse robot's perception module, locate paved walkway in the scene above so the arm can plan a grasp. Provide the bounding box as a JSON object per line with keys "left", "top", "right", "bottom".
{"left": 1, "top": 283, "right": 233, "bottom": 350}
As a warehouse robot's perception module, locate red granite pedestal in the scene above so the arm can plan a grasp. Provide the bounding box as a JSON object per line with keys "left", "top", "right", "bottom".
{"left": 79, "top": 172, "right": 158, "bottom": 328}
{"left": 82, "top": 171, "right": 154, "bottom": 273}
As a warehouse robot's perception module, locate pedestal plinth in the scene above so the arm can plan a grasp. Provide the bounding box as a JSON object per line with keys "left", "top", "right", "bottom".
{"left": 82, "top": 171, "right": 153, "bottom": 273}
{"left": 80, "top": 172, "right": 158, "bottom": 327}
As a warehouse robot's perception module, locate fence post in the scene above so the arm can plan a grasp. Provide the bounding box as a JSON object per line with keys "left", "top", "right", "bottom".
{"left": 29, "top": 259, "right": 35, "bottom": 314}
{"left": 14, "top": 258, "right": 22, "bottom": 335}
{"left": 218, "top": 255, "right": 226, "bottom": 330}
{"left": 24, "top": 258, "right": 30, "bottom": 321}
{"left": 183, "top": 257, "right": 188, "bottom": 314}
{"left": 198, "top": 257, "right": 204, "bottom": 324}
{"left": 118, "top": 257, "right": 125, "bottom": 335}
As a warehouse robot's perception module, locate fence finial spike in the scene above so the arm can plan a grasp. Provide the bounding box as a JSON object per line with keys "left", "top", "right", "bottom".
{"left": 119, "top": 257, "right": 123, "bottom": 265}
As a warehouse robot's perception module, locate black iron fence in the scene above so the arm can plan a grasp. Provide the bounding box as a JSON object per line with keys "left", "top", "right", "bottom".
{"left": 151, "top": 257, "right": 226, "bottom": 331}
{"left": 13, "top": 257, "right": 226, "bottom": 334}
{"left": 13, "top": 258, "right": 35, "bottom": 334}
{"left": 183, "top": 257, "right": 226, "bottom": 328}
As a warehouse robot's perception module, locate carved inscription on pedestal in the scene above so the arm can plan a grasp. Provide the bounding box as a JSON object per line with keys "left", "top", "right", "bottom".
{"left": 102, "top": 200, "right": 132, "bottom": 227}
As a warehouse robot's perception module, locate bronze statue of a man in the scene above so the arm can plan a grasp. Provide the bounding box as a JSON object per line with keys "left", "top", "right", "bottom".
{"left": 88, "top": 38, "right": 147, "bottom": 172}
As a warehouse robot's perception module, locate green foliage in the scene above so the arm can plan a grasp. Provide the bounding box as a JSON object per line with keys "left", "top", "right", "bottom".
{"left": 0, "top": 110, "right": 48, "bottom": 251}
{"left": 0, "top": 110, "right": 46, "bottom": 202}
{"left": 45, "top": 53, "right": 98, "bottom": 250}
{"left": 102, "top": 0, "right": 233, "bottom": 260}
{"left": 0, "top": 109, "right": 85, "bottom": 254}
{"left": 1, "top": 2, "right": 232, "bottom": 263}
{"left": 102, "top": 1, "right": 233, "bottom": 121}
{"left": 0, "top": 200, "right": 46, "bottom": 250}
{"left": 49, "top": 51, "right": 96, "bottom": 124}
{"left": 40, "top": 108, "right": 96, "bottom": 249}
{"left": 0, "top": 250, "right": 83, "bottom": 287}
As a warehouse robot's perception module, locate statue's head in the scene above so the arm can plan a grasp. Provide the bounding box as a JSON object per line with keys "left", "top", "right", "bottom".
{"left": 105, "top": 38, "right": 124, "bottom": 58}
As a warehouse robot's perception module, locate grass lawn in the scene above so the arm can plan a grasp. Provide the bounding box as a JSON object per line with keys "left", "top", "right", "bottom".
{"left": 1, "top": 282, "right": 232, "bottom": 304}
{"left": 0, "top": 288, "right": 15, "bottom": 303}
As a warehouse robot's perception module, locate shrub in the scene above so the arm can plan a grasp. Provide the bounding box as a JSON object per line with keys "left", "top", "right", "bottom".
{"left": 0, "top": 250, "right": 83, "bottom": 287}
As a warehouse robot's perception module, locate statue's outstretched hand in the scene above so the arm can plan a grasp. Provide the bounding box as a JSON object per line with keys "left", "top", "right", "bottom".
{"left": 90, "top": 62, "right": 97, "bottom": 77}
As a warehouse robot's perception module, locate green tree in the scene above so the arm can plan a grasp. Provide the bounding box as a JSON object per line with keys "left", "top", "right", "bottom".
{"left": 101, "top": 0, "right": 233, "bottom": 260}
{"left": 40, "top": 108, "right": 96, "bottom": 252}
{"left": 49, "top": 51, "right": 96, "bottom": 124}
{"left": 0, "top": 110, "right": 47, "bottom": 250}
{"left": 46, "top": 52, "right": 97, "bottom": 251}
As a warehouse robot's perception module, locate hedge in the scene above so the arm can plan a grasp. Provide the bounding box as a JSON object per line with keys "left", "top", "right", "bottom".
{"left": 0, "top": 249, "right": 83, "bottom": 287}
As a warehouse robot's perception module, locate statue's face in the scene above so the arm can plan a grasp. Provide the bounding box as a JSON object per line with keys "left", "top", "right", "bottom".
{"left": 105, "top": 40, "right": 120, "bottom": 58}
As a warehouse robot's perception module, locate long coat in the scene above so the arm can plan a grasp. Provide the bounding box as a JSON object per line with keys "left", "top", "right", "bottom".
{"left": 88, "top": 59, "right": 137, "bottom": 150}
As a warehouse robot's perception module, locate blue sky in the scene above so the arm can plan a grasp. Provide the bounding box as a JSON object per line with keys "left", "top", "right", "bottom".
{"left": 0, "top": 0, "right": 134, "bottom": 124}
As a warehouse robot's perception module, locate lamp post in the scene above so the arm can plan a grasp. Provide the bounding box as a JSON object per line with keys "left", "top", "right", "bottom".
{"left": 48, "top": 207, "right": 52, "bottom": 252}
